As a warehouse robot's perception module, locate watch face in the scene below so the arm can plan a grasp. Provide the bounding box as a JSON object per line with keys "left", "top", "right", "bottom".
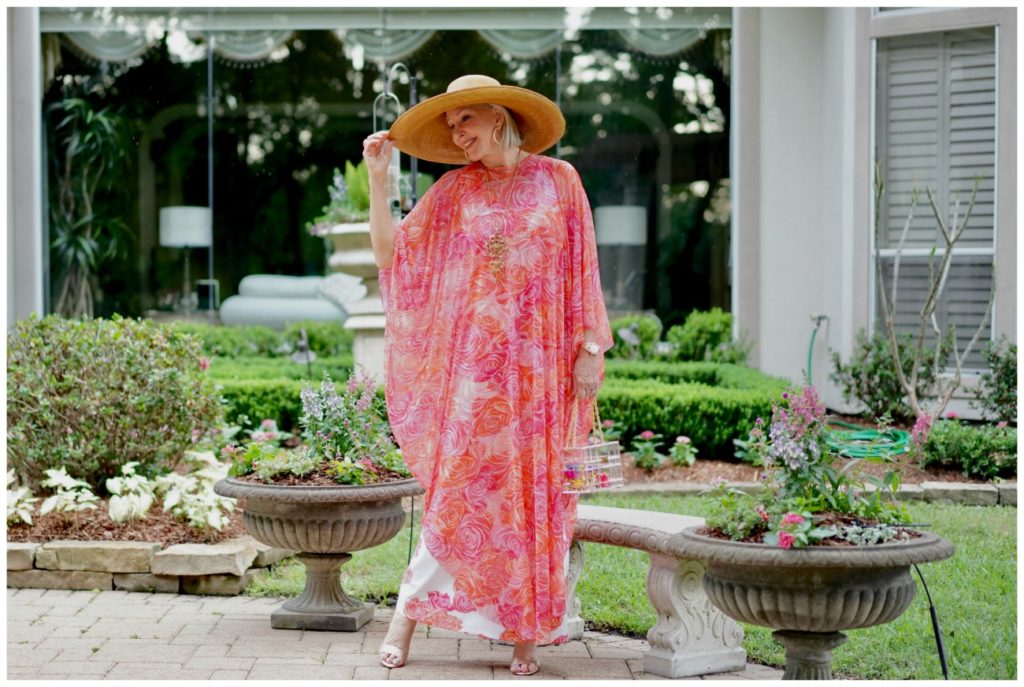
{"left": 584, "top": 343, "right": 600, "bottom": 355}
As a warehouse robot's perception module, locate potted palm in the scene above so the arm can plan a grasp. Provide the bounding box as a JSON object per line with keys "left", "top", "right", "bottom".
{"left": 214, "top": 371, "right": 422, "bottom": 631}
{"left": 677, "top": 385, "right": 954, "bottom": 679}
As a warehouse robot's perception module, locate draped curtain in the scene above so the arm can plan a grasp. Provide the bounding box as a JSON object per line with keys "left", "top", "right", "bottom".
{"left": 58, "top": 26, "right": 707, "bottom": 65}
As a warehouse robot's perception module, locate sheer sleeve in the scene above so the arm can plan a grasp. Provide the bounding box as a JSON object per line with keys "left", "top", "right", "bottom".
{"left": 558, "top": 160, "right": 614, "bottom": 354}
{"left": 378, "top": 169, "right": 461, "bottom": 313}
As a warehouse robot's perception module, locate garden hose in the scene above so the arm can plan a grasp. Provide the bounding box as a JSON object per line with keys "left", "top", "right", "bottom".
{"left": 805, "top": 315, "right": 912, "bottom": 459}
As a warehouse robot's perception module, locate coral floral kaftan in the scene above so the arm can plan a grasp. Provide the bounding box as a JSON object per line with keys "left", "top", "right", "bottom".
{"left": 379, "top": 155, "right": 613, "bottom": 644}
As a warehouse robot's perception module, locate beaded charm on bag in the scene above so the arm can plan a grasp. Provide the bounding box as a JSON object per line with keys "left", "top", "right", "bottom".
{"left": 562, "top": 401, "right": 624, "bottom": 494}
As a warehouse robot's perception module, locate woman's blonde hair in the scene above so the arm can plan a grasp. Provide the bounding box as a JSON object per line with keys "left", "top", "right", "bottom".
{"left": 488, "top": 104, "right": 523, "bottom": 150}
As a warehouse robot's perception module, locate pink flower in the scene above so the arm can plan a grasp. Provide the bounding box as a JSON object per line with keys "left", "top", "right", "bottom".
{"left": 756, "top": 505, "right": 769, "bottom": 522}
{"left": 997, "top": 421, "right": 1008, "bottom": 429}
{"left": 199, "top": 357, "right": 209, "bottom": 372}
{"left": 911, "top": 414, "right": 933, "bottom": 450}
{"left": 260, "top": 419, "right": 276, "bottom": 430}
{"left": 639, "top": 430, "right": 655, "bottom": 440}
{"left": 676, "top": 436, "right": 691, "bottom": 444}
{"left": 777, "top": 531, "right": 795, "bottom": 549}
{"left": 781, "top": 512, "right": 804, "bottom": 526}
{"left": 603, "top": 419, "right": 614, "bottom": 428}
{"left": 946, "top": 411, "right": 959, "bottom": 420}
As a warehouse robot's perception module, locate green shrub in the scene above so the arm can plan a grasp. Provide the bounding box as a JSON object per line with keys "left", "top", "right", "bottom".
{"left": 665, "top": 308, "right": 749, "bottom": 364}
{"left": 7, "top": 315, "right": 224, "bottom": 493}
{"left": 830, "top": 328, "right": 946, "bottom": 423}
{"left": 170, "top": 321, "right": 354, "bottom": 359}
{"left": 920, "top": 419, "right": 1017, "bottom": 480}
{"left": 170, "top": 322, "right": 283, "bottom": 357}
{"left": 598, "top": 377, "right": 784, "bottom": 458}
{"left": 608, "top": 315, "right": 662, "bottom": 359}
{"left": 605, "top": 359, "right": 787, "bottom": 391}
{"left": 207, "top": 355, "right": 353, "bottom": 382}
{"left": 281, "top": 320, "right": 354, "bottom": 357}
{"left": 217, "top": 379, "right": 307, "bottom": 429}
{"left": 972, "top": 337, "right": 1017, "bottom": 423}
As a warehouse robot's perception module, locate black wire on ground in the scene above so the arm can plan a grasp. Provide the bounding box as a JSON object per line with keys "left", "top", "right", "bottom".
{"left": 914, "top": 563, "right": 950, "bottom": 679}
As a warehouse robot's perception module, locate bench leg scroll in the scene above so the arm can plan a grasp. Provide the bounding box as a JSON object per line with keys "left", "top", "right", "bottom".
{"left": 643, "top": 553, "right": 747, "bottom": 678}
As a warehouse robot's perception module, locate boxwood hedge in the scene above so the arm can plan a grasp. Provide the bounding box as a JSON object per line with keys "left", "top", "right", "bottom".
{"left": 217, "top": 357, "right": 790, "bottom": 458}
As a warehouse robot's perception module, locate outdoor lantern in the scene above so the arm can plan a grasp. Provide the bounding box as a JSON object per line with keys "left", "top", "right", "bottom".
{"left": 594, "top": 205, "right": 647, "bottom": 313}
{"left": 159, "top": 205, "right": 212, "bottom": 315}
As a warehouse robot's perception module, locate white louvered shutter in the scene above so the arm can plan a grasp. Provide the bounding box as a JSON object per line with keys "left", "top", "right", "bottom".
{"left": 874, "top": 27, "right": 996, "bottom": 369}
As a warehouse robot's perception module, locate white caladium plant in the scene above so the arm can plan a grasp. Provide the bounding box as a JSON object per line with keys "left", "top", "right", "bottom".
{"left": 154, "top": 452, "right": 235, "bottom": 531}
{"left": 105, "top": 462, "right": 156, "bottom": 523}
{"left": 39, "top": 467, "right": 99, "bottom": 516}
{"left": 7, "top": 469, "right": 39, "bottom": 525}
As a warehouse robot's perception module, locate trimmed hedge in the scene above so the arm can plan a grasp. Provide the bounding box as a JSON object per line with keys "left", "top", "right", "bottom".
{"left": 597, "top": 375, "right": 787, "bottom": 458}
{"left": 170, "top": 320, "right": 354, "bottom": 358}
{"left": 217, "top": 357, "right": 790, "bottom": 455}
{"left": 208, "top": 355, "right": 354, "bottom": 382}
{"left": 605, "top": 359, "right": 788, "bottom": 392}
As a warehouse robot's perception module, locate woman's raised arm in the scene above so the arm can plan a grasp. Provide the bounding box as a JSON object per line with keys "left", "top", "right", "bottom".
{"left": 363, "top": 131, "right": 396, "bottom": 269}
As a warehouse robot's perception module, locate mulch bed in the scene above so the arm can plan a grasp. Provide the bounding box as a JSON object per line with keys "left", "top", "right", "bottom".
{"left": 6, "top": 504, "right": 247, "bottom": 548}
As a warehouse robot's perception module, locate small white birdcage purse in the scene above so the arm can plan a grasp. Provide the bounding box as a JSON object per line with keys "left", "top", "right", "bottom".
{"left": 562, "top": 400, "right": 624, "bottom": 494}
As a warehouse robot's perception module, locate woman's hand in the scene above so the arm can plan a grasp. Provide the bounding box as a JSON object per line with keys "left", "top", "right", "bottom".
{"left": 573, "top": 350, "right": 602, "bottom": 399}
{"left": 362, "top": 131, "right": 393, "bottom": 184}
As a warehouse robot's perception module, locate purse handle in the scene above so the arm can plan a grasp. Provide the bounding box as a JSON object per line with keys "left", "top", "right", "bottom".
{"left": 567, "top": 398, "right": 606, "bottom": 445}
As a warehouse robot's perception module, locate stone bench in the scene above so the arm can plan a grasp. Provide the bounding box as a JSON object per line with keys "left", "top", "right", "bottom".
{"left": 567, "top": 504, "right": 747, "bottom": 679}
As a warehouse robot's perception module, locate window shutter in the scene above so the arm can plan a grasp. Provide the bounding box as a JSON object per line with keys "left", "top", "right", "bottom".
{"left": 875, "top": 28, "right": 996, "bottom": 371}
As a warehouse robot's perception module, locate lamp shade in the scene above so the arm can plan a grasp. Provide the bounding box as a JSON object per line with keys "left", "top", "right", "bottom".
{"left": 159, "top": 206, "right": 212, "bottom": 248}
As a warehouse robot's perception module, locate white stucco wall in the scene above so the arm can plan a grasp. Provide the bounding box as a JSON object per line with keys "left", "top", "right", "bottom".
{"left": 756, "top": 8, "right": 829, "bottom": 388}
{"left": 6, "top": 8, "right": 45, "bottom": 328}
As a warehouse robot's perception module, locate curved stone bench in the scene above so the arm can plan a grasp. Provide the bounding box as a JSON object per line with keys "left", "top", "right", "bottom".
{"left": 568, "top": 504, "right": 747, "bottom": 678}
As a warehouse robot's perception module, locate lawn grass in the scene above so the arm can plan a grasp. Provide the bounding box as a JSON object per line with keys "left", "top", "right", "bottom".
{"left": 245, "top": 494, "right": 1016, "bottom": 680}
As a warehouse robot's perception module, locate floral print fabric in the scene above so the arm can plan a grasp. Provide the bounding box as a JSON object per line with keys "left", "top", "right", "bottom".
{"left": 378, "top": 154, "right": 612, "bottom": 644}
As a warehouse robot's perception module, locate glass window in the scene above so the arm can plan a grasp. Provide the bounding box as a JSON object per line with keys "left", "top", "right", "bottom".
{"left": 40, "top": 9, "right": 731, "bottom": 330}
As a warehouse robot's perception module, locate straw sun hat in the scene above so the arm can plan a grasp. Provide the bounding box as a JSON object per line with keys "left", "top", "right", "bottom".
{"left": 387, "top": 74, "right": 565, "bottom": 165}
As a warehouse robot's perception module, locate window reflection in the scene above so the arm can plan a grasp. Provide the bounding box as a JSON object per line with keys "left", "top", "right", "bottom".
{"left": 41, "top": 8, "right": 732, "bottom": 329}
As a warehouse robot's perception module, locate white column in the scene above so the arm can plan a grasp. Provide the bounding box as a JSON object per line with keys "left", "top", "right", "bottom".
{"left": 6, "top": 7, "right": 45, "bottom": 328}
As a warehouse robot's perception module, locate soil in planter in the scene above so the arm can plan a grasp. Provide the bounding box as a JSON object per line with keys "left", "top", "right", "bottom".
{"left": 694, "top": 517, "right": 924, "bottom": 548}
{"left": 232, "top": 464, "right": 412, "bottom": 487}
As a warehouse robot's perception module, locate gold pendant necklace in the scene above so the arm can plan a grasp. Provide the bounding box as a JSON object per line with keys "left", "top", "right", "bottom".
{"left": 482, "top": 150, "right": 524, "bottom": 275}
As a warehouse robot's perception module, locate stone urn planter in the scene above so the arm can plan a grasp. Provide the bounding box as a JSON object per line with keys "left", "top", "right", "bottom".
{"left": 214, "top": 477, "right": 423, "bottom": 631}
{"left": 676, "top": 528, "right": 955, "bottom": 679}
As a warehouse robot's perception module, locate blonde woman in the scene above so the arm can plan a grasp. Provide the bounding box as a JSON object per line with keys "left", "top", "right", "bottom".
{"left": 363, "top": 75, "right": 611, "bottom": 677}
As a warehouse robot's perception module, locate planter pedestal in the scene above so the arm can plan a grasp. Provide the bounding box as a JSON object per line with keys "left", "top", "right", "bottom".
{"left": 772, "top": 631, "right": 847, "bottom": 680}
{"left": 677, "top": 528, "right": 954, "bottom": 680}
{"left": 270, "top": 553, "right": 374, "bottom": 631}
{"left": 214, "top": 477, "right": 423, "bottom": 632}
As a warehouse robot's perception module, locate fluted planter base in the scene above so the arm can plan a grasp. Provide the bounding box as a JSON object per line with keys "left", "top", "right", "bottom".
{"left": 676, "top": 527, "right": 955, "bottom": 680}
{"left": 773, "top": 631, "right": 847, "bottom": 680}
{"left": 270, "top": 553, "right": 375, "bottom": 631}
{"left": 213, "top": 477, "right": 424, "bottom": 633}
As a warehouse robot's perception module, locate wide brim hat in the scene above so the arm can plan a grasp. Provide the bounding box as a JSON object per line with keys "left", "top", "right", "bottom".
{"left": 388, "top": 74, "right": 565, "bottom": 165}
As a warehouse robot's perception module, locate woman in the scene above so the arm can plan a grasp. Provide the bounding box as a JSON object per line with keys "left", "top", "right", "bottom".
{"left": 362, "top": 74, "right": 612, "bottom": 677}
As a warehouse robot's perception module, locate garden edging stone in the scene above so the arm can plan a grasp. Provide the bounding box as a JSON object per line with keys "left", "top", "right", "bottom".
{"left": 920, "top": 481, "right": 999, "bottom": 506}
{"left": 151, "top": 541, "right": 259, "bottom": 577}
{"left": 33, "top": 540, "right": 160, "bottom": 573}
{"left": 996, "top": 482, "right": 1016, "bottom": 506}
{"left": 7, "top": 543, "right": 37, "bottom": 571}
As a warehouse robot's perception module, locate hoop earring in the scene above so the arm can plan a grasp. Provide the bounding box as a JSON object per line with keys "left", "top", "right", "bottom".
{"left": 491, "top": 126, "right": 502, "bottom": 145}
{"left": 464, "top": 147, "right": 472, "bottom": 161}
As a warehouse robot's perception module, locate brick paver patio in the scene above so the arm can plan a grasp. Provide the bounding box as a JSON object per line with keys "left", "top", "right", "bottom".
{"left": 6, "top": 588, "right": 782, "bottom": 680}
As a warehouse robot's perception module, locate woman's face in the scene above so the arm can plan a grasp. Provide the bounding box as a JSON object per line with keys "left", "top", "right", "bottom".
{"left": 444, "top": 105, "right": 502, "bottom": 161}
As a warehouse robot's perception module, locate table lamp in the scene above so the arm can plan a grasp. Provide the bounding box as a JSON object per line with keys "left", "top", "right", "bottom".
{"left": 159, "top": 206, "right": 212, "bottom": 316}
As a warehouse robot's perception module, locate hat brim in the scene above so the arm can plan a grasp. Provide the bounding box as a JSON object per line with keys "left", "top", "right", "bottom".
{"left": 388, "top": 85, "right": 565, "bottom": 165}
